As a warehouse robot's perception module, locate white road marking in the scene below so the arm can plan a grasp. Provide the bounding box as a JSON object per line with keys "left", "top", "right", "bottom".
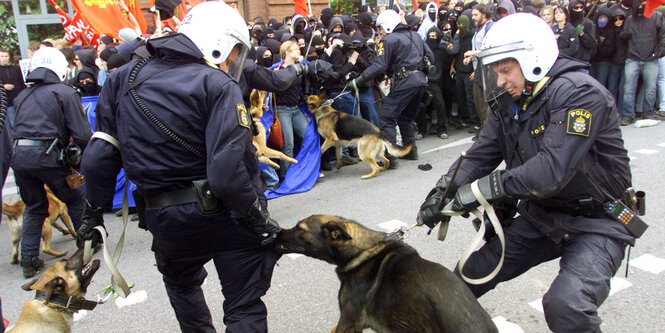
{"left": 634, "top": 149, "right": 659, "bottom": 155}
{"left": 421, "top": 136, "right": 474, "bottom": 155}
{"left": 493, "top": 316, "right": 524, "bottom": 333}
{"left": 657, "top": 142, "right": 665, "bottom": 147}
{"left": 608, "top": 277, "right": 632, "bottom": 296}
{"left": 629, "top": 254, "right": 665, "bottom": 274}
{"left": 115, "top": 290, "right": 148, "bottom": 309}
{"left": 286, "top": 253, "right": 304, "bottom": 259}
{"left": 628, "top": 156, "right": 637, "bottom": 161}
{"left": 528, "top": 298, "right": 544, "bottom": 313}
{"left": 377, "top": 219, "right": 408, "bottom": 231}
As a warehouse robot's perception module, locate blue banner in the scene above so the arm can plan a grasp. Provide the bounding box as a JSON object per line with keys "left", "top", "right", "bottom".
{"left": 82, "top": 96, "right": 136, "bottom": 209}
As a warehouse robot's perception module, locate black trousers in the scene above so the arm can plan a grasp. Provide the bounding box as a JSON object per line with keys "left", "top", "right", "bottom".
{"left": 14, "top": 167, "right": 84, "bottom": 256}
{"left": 455, "top": 72, "right": 480, "bottom": 125}
{"left": 417, "top": 83, "right": 448, "bottom": 134}
{"left": 455, "top": 216, "right": 626, "bottom": 332}
{"left": 380, "top": 86, "right": 424, "bottom": 145}
{"left": 147, "top": 203, "right": 280, "bottom": 333}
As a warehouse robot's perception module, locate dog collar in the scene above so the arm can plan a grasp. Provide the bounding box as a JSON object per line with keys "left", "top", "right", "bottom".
{"left": 35, "top": 291, "right": 99, "bottom": 313}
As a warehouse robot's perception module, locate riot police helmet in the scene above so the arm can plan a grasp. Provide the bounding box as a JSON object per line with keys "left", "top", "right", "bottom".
{"left": 30, "top": 47, "right": 69, "bottom": 82}
{"left": 376, "top": 9, "right": 402, "bottom": 34}
{"left": 178, "top": 2, "right": 251, "bottom": 81}
{"left": 478, "top": 13, "right": 558, "bottom": 101}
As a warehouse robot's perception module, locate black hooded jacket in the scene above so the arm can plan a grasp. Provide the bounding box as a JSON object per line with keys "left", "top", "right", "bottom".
{"left": 569, "top": 0, "right": 598, "bottom": 62}
{"left": 425, "top": 26, "right": 450, "bottom": 83}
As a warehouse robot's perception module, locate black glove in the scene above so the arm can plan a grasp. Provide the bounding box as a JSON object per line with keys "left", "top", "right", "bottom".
{"left": 306, "top": 59, "right": 340, "bottom": 85}
{"left": 76, "top": 202, "right": 105, "bottom": 248}
{"left": 243, "top": 199, "right": 282, "bottom": 247}
{"left": 416, "top": 176, "right": 456, "bottom": 229}
{"left": 344, "top": 75, "right": 365, "bottom": 92}
{"left": 452, "top": 170, "right": 506, "bottom": 212}
{"left": 293, "top": 62, "right": 308, "bottom": 77}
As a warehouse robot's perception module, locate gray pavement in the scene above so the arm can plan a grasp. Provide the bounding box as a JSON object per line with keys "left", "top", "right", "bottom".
{"left": 1, "top": 123, "right": 664, "bottom": 332}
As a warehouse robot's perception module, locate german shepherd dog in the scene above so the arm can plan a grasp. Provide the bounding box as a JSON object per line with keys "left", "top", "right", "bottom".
{"left": 276, "top": 215, "right": 498, "bottom": 333}
{"left": 249, "top": 89, "right": 298, "bottom": 169}
{"left": 305, "top": 94, "right": 413, "bottom": 179}
{"left": 9, "top": 249, "right": 100, "bottom": 333}
{"left": 2, "top": 186, "right": 78, "bottom": 264}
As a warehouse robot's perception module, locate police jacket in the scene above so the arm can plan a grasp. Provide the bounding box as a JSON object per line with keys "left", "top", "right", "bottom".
{"left": 12, "top": 68, "right": 91, "bottom": 170}
{"left": 82, "top": 33, "right": 260, "bottom": 216}
{"left": 239, "top": 58, "right": 298, "bottom": 104}
{"left": 361, "top": 24, "right": 434, "bottom": 92}
{"left": 443, "top": 56, "right": 634, "bottom": 245}
{"left": 621, "top": 10, "right": 665, "bottom": 61}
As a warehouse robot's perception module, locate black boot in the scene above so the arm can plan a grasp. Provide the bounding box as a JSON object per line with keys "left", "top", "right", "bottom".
{"left": 386, "top": 153, "right": 399, "bottom": 170}
{"left": 21, "top": 255, "right": 44, "bottom": 278}
{"left": 399, "top": 145, "right": 418, "bottom": 160}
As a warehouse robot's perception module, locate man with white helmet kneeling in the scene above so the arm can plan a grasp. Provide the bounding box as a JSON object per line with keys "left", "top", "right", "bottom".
{"left": 77, "top": 2, "right": 281, "bottom": 332}
{"left": 417, "top": 13, "right": 639, "bottom": 332}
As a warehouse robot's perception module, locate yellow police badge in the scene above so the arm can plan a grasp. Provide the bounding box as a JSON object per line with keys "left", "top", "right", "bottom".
{"left": 377, "top": 42, "right": 384, "bottom": 56}
{"left": 566, "top": 109, "right": 591, "bottom": 137}
{"left": 237, "top": 104, "right": 251, "bottom": 129}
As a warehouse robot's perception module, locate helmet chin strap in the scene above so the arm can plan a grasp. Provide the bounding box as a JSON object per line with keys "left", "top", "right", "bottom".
{"left": 522, "top": 80, "right": 536, "bottom": 96}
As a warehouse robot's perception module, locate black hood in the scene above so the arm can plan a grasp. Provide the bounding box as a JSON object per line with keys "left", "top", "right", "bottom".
{"left": 546, "top": 55, "right": 590, "bottom": 78}
{"left": 25, "top": 67, "right": 63, "bottom": 85}
{"left": 146, "top": 33, "right": 204, "bottom": 62}
{"left": 321, "top": 8, "right": 334, "bottom": 27}
{"left": 76, "top": 49, "right": 97, "bottom": 69}
{"left": 427, "top": 25, "right": 442, "bottom": 43}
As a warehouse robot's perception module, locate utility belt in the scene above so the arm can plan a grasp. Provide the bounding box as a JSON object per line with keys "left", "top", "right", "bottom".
{"left": 134, "top": 180, "right": 226, "bottom": 229}
{"left": 392, "top": 67, "right": 421, "bottom": 80}
{"left": 540, "top": 197, "right": 606, "bottom": 218}
{"left": 14, "top": 138, "right": 61, "bottom": 153}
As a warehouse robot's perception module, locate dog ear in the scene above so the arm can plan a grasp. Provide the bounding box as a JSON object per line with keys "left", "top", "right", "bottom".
{"left": 42, "top": 277, "right": 66, "bottom": 303}
{"left": 323, "top": 223, "right": 352, "bottom": 241}
{"left": 249, "top": 90, "right": 260, "bottom": 108}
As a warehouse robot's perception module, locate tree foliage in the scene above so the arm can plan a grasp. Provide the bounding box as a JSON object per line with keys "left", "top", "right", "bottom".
{"left": 0, "top": 2, "right": 19, "bottom": 59}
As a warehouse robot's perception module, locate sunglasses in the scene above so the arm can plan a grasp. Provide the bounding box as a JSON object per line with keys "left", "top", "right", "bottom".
{"left": 442, "top": 28, "right": 451, "bottom": 31}
{"left": 615, "top": 17, "right": 625, "bottom": 21}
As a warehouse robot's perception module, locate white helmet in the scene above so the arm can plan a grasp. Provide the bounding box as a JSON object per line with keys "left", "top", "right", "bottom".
{"left": 30, "top": 47, "right": 68, "bottom": 82}
{"left": 376, "top": 10, "right": 402, "bottom": 34}
{"left": 478, "top": 13, "right": 559, "bottom": 100}
{"left": 178, "top": 2, "right": 250, "bottom": 79}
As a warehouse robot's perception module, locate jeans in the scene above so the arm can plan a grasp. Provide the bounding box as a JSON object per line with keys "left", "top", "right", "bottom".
{"left": 658, "top": 56, "right": 665, "bottom": 111}
{"left": 591, "top": 60, "right": 612, "bottom": 88}
{"left": 261, "top": 168, "right": 279, "bottom": 187}
{"left": 328, "top": 91, "right": 355, "bottom": 116}
{"left": 356, "top": 87, "right": 380, "bottom": 126}
{"left": 276, "top": 105, "right": 308, "bottom": 176}
{"left": 623, "top": 59, "right": 658, "bottom": 118}
{"left": 6, "top": 106, "right": 14, "bottom": 128}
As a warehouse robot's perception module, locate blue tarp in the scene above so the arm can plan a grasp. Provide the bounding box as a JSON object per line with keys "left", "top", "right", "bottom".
{"left": 82, "top": 96, "right": 136, "bottom": 209}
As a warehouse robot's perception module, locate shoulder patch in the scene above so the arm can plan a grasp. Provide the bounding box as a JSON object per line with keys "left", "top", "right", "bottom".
{"left": 566, "top": 109, "right": 591, "bottom": 137}
{"left": 236, "top": 104, "right": 251, "bottom": 129}
{"left": 377, "top": 42, "right": 384, "bottom": 56}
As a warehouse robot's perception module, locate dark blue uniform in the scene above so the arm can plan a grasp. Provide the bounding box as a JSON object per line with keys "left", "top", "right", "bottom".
{"left": 445, "top": 57, "right": 632, "bottom": 332}
{"left": 81, "top": 33, "right": 279, "bottom": 332}
{"left": 11, "top": 67, "right": 91, "bottom": 261}
{"left": 361, "top": 24, "right": 434, "bottom": 146}
{"left": 0, "top": 84, "right": 14, "bottom": 333}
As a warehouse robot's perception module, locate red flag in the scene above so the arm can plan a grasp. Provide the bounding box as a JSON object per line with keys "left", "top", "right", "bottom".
{"left": 71, "top": 0, "right": 133, "bottom": 40}
{"left": 125, "top": 0, "right": 148, "bottom": 33}
{"left": 645, "top": 0, "right": 665, "bottom": 18}
{"left": 413, "top": 0, "right": 419, "bottom": 10}
{"left": 47, "top": 0, "right": 72, "bottom": 26}
{"left": 295, "top": 0, "right": 307, "bottom": 16}
{"left": 47, "top": 0, "right": 99, "bottom": 46}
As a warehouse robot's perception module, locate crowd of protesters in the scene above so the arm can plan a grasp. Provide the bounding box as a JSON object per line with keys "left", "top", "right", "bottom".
{"left": 1, "top": 0, "right": 664, "bottom": 190}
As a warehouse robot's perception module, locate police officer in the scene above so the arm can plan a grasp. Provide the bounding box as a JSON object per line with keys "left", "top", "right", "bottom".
{"left": 0, "top": 79, "right": 14, "bottom": 333}
{"left": 76, "top": 3, "right": 280, "bottom": 332}
{"left": 12, "top": 47, "right": 91, "bottom": 278}
{"left": 346, "top": 9, "right": 434, "bottom": 168}
{"left": 417, "top": 14, "right": 634, "bottom": 332}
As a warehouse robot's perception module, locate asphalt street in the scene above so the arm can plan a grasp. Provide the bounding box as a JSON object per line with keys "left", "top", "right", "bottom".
{"left": 1, "top": 121, "right": 664, "bottom": 332}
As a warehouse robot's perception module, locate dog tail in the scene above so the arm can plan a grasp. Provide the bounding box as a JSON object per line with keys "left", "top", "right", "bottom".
{"left": 382, "top": 139, "right": 413, "bottom": 157}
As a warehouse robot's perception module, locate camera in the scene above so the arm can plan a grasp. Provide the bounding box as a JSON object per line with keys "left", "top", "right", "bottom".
{"left": 423, "top": 57, "right": 436, "bottom": 76}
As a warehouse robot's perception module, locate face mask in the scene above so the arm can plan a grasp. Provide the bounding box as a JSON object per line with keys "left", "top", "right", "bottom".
{"left": 427, "top": 37, "right": 438, "bottom": 49}
{"left": 459, "top": 24, "right": 469, "bottom": 36}
{"left": 637, "top": 6, "right": 645, "bottom": 15}
{"left": 429, "top": 12, "right": 436, "bottom": 21}
{"left": 598, "top": 18, "right": 608, "bottom": 28}
{"left": 315, "top": 48, "right": 324, "bottom": 55}
{"left": 570, "top": 9, "right": 584, "bottom": 21}
{"left": 80, "top": 82, "right": 97, "bottom": 95}
{"left": 300, "top": 47, "right": 307, "bottom": 56}
{"left": 307, "top": 55, "right": 319, "bottom": 61}
{"left": 259, "top": 56, "right": 272, "bottom": 67}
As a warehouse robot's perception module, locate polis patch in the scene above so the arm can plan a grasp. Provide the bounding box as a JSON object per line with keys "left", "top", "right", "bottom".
{"left": 566, "top": 109, "right": 591, "bottom": 137}
{"left": 377, "top": 42, "right": 384, "bottom": 56}
{"left": 236, "top": 104, "right": 251, "bottom": 129}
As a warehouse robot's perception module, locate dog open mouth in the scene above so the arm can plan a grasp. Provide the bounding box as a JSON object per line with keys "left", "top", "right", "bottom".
{"left": 79, "top": 259, "right": 100, "bottom": 290}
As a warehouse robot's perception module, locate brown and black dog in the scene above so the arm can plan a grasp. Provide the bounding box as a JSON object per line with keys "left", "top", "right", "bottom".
{"left": 306, "top": 94, "right": 412, "bottom": 179}
{"left": 249, "top": 89, "right": 298, "bottom": 169}
{"left": 276, "top": 215, "right": 498, "bottom": 333}
{"left": 8, "top": 249, "right": 100, "bottom": 333}
{"left": 2, "top": 186, "right": 77, "bottom": 264}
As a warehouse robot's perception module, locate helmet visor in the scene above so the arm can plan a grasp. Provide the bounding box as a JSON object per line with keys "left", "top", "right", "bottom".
{"left": 226, "top": 43, "right": 249, "bottom": 82}
{"left": 479, "top": 41, "right": 527, "bottom": 102}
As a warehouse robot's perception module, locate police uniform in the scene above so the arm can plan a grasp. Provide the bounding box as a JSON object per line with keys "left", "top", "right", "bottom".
{"left": 239, "top": 58, "right": 299, "bottom": 104}
{"left": 81, "top": 33, "right": 279, "bottom": 332}
{"left": 11, "top": 67, "right": 91, "bottom": 272}
{"left": 360, "top": 24, "right": 434, "bottom": 148}
{"left": 0, "top": 83, "right": 14, "bottom": 333}
{"left": 443, "top": 56, "right": 633, "bottom": 332}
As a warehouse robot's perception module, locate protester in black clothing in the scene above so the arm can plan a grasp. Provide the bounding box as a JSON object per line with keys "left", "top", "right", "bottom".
{"left": 553, "top": 6, "right": 580, "bottom": 57}
{"left": 419, "top": 26, "right": 449, "bottom": 139}
{"left": 0, "top": 48, "right": 26, "bottom": 127}
{"left": 449, "top": 14, "right": 479, "bottom": 127}
{"left": 590, "top": 5, "right": 617, "bottom": 88}
{"left": 569, "top": 0, "right": 597, "bottom": 68}
{"left": 75, "top": 68, "right": 101, "bottom": 96}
